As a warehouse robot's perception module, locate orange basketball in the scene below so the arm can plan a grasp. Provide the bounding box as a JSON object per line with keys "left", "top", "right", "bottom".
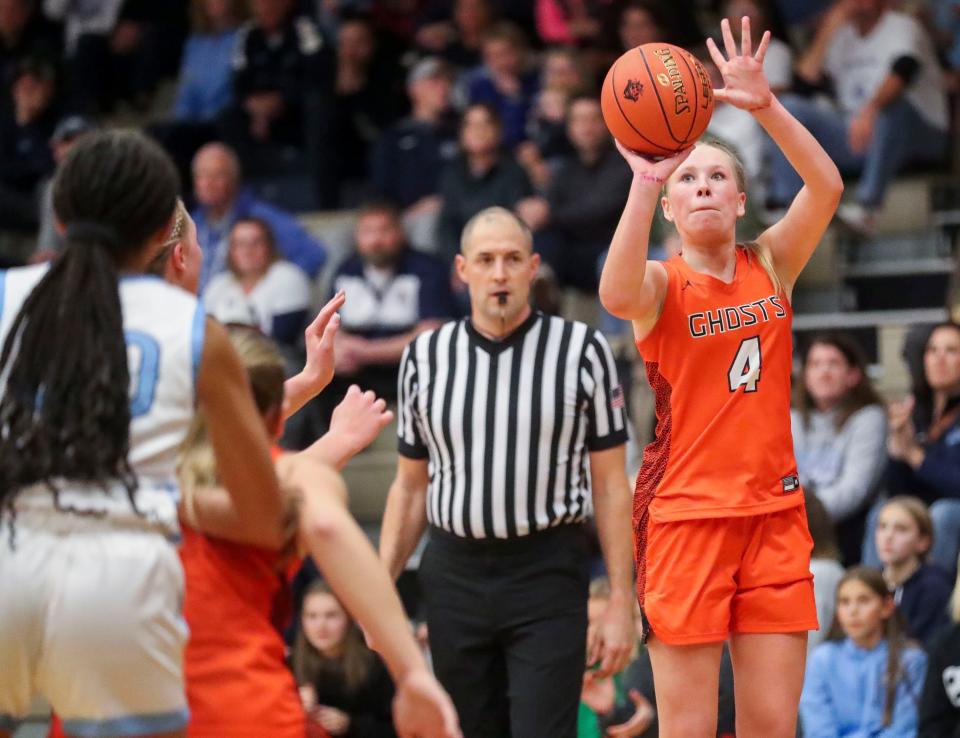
{"left": 601, "top": 43, "right": 714, "bottom": 157}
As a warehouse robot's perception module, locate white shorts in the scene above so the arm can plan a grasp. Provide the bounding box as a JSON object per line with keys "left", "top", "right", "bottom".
{"left": 0, "top": 509, "right": 189, "bottom": 737}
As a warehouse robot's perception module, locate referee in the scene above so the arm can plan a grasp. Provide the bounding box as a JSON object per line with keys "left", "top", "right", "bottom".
{"left": 380, "top": 207, "right": 636, "bottom": 738}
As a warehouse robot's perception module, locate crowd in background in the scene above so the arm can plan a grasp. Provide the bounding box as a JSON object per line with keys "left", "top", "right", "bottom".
{"left": 2, "top": 0, "right": 960, "bottom": 736}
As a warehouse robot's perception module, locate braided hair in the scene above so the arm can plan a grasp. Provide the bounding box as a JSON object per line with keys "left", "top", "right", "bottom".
{"left": 0, "top": 130, "right": 180, "bottom": 533}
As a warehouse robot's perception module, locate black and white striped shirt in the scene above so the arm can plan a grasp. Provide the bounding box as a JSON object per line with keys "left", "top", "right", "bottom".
{"left": 397, "top": 311, "right": 628, "bottom": 539}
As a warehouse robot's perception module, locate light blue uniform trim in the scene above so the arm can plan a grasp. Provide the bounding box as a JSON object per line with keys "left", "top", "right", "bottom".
{"left": 191, "top": 303, "right": 206, "bottom": 397}
{"left": 63, "top": 708, "right": 189, "bottom": 737}
{"left": 118, "top": 273, "right": 164, "bottom": 283}
{"left": 0, "top": 713, "right": 20, "bottom": 730}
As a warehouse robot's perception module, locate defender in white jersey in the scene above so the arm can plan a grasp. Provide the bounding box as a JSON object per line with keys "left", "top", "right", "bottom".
{"left": 0, "top": 132, "right": 281, "bottom": 738}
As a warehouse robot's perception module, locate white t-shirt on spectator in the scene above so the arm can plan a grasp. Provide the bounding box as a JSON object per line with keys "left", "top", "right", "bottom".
{"left": 203, "top": 260, "right": 313, "bottom": 337}
{"left": 824, "top": 11, "right": 948, "bottom": 129}
{"left": 763, "top": 37, "right": 794, "bottom": 91}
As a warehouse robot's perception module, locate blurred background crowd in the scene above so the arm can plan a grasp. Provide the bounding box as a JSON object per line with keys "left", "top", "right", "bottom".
{"left": 4, "top": 0, "right": 960, "bottom": 736}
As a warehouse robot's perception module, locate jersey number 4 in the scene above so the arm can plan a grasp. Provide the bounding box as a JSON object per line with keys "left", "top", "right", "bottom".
{"left": 728, "top": 336, "right": 761, "bottom": 393}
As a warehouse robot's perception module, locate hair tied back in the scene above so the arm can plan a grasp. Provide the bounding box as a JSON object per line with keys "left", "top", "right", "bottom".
{"left": 64, "top": 222, "right": 121, "bottom": 250}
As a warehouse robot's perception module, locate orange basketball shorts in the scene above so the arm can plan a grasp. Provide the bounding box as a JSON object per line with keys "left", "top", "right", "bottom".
{"left": 637, "top": 503, "right": 818, "bottom": 645}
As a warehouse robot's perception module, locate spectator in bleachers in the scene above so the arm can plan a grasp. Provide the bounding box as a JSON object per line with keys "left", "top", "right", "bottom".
{"left": 465, "top": 21, "right": 538, "bottom": 148}
{"left": 875, "top": 322, "right": 960, "bottom": 575}
{"left": 292, "top": 580, "right": 397, "bottom": 738}
{"left": 45, "top": 0, "right": 188, "bottom": 114}
{"left": 721, "top": 0, "right": 793, "bottom": 93}
{"left": 322, "top": 201, "right": 453, "bottom": 420}
{"left": 520, "top": 95, "right": 631, "bottom": 294}
{"left": 172, "top": 0, "right": 246, "bottom": 123}
{"left": 147, "top": 0, "right": 248, "bottom": 197}
{"left": 328, "top": 15, "right": 405, "bottom": 207}
{"left": 534, "top": 0, "right": 602, "bottom": 47}
{"left": 577, "top": 578, "right": 637, "bottom": 738}
{"left": 876, "top": 496, "right": 953, "bottom": 645}
{"left": 202, "top": 217, "right": 313, "bottom": 354}
{"left": 769, "top": 0, "right": 948, "bottom": 234}
{"left": 0, "top": 56, "right": 58, "bottom": 235}
{"left": 800, "top": 566, "right": 927, "bottom": 738}
{"left": 414, "top": 0, "right": 495, "bottom": 71}
{"left": 371, "top": 57, "right": 458, "bottom": 252}
{"left": 616, "top": 1, "right": 702, "bottom": 51}
{"left": 617, "top": 1, "right": 663, "bottom": 49}
{"left": 0, "top": 0, "right": 61, "bottom": 104}
{"left": 918, "top": 558, "right": 960, "bottom": 737}
{"left": 791, "top": 333, "right": 887, "bottom": 565}
{"left": 928, "top": 1, "right": 960, "bottom": 80}
{"left": 190, "top": 142, "right": 327, "bottom": 290}
{"left": 220, "top": 0, "right": 333, "bottom": 165}
{"left": 519, "top": 47, "right": 586, "bottom": 187}
{"left": 33, "top": 114, "right": 96, "bottom": 260}
{"left": 805, "top": 491, "right": 845, "bottom": 654}
{"left": 436, "top": 102, "right": 532, "bottom": 262}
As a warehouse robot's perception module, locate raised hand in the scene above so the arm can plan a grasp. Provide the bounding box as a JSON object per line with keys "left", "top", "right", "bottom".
{"left": 706, "top": 17, "right": 772, "bottom": 112}
{"left": 328, "top": 384, "right": 394, "bottom": 460}
{"left": 302, "top": 290, "right": 346, "bottom": 393}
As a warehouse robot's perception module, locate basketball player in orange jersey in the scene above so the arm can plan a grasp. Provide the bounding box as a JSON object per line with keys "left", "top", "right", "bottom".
{"left": 599, "top": 17, "right": 844, "bottom": 738}
{"left": 160, "top": 211, "right": 460, "bottom": 738}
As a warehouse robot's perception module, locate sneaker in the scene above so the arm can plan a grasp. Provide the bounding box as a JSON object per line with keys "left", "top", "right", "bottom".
{"left": 836, "top": 202, "right": 877, "bottom": 236}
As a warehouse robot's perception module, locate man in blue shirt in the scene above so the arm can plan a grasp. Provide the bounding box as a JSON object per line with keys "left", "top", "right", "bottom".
{"left": 190, "top": 141, "right": 326, "bottom": 290}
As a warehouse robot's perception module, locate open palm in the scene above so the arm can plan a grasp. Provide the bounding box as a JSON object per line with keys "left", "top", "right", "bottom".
{"left": 706, "top": 17, "right": 772, "bottom": 112}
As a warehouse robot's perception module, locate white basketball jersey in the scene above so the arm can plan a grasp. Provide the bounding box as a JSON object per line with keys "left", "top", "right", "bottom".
{"left": 0, "top": 265, "right": 204, "bottom": 535}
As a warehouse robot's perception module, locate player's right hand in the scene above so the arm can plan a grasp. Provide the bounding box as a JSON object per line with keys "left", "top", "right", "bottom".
{"left": 393, "top": 669, "right": 462, "bottom": 738}
{"left": 614, "top": 140, "right": 693, "bottom": 185}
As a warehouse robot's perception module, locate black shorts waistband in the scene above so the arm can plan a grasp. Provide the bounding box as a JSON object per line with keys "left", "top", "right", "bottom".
{"left": 427, "top": 523, "right": 586, "bottom": 555}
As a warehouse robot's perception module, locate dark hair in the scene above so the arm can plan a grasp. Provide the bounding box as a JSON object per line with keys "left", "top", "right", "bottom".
{"left": 357, "top": 198, "right": 402, "bottom": 222}
{"left": 462, "top": 101, "right": 502, "bottom": 132}
{"left": 0, "top": 130, "right": 180, "bottom": 532}
{"left": 189, "top": 0, "right": 247, "bottom": 33}
{"left": 227, "top": 216, "right": 279, "bottom": 277}
{"left": 912, "top": 322, "right": 960, "bottom": 431}
{"left": 827, "top": 567, "right": 914, "bottom": 727}
{"left": 804, "top": 491, "right": 840, "bottom": 561}
{"left": 794, "top": 332, "right": 881, "bottom": 431}
{"left": 291, "top": 580, "right": 374, "bottom": 694}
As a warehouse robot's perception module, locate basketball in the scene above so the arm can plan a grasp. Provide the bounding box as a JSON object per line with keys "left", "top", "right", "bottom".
{"left": 601, "top": 43, "right": 714, "bottom": 157}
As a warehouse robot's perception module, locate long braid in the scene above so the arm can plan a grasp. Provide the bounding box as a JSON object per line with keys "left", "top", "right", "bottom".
{"left": 0, "top": 131, "right": 179, "bottom": 538}
{"left": 882, "top": 615, "right": 901, "bottom": 727}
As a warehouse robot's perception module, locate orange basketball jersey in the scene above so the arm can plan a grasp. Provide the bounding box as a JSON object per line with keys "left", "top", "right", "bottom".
{"left": 635, "top": 246, "right": 803, "bottom": 523}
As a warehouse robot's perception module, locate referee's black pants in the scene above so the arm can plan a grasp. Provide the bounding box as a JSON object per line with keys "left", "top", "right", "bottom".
{"left": 419, "top": 525, "right": 589, "bottom": 738}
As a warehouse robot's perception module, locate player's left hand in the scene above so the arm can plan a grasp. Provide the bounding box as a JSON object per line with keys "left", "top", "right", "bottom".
{"left": 301, "top": 290, "right": 345, "bottom": 393}
{"left": 588, "top": 597, "right": 635, "bottom": 678}
{"left": 707, "top": 17, "right": 772, "bottom": 112}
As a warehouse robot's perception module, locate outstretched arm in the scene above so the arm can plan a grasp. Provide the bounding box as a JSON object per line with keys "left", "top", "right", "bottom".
{"left": 283, "top": 291, "right": 345, "bottom": 420}
{"left": 285, "top": 457, "right": 462, "bottom": 738}
{"left": 708, "top": 17, "right": 843, "bottom": 293}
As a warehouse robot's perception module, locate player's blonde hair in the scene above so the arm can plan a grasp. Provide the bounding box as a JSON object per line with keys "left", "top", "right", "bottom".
{"left": 178, "top": 326, "right": 293, "bottom": 547}
{"left": 666, "top": 138, "right": 783, "bottom": 296}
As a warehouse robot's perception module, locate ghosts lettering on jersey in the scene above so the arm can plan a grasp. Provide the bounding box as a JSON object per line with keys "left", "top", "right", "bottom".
{"left": 688, "top": 295, "right": 786, "bottom": 338}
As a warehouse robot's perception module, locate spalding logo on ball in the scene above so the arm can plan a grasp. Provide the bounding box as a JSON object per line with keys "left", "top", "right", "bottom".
{"left": 601, "top": 42, "right": 714, "bottom": 158}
